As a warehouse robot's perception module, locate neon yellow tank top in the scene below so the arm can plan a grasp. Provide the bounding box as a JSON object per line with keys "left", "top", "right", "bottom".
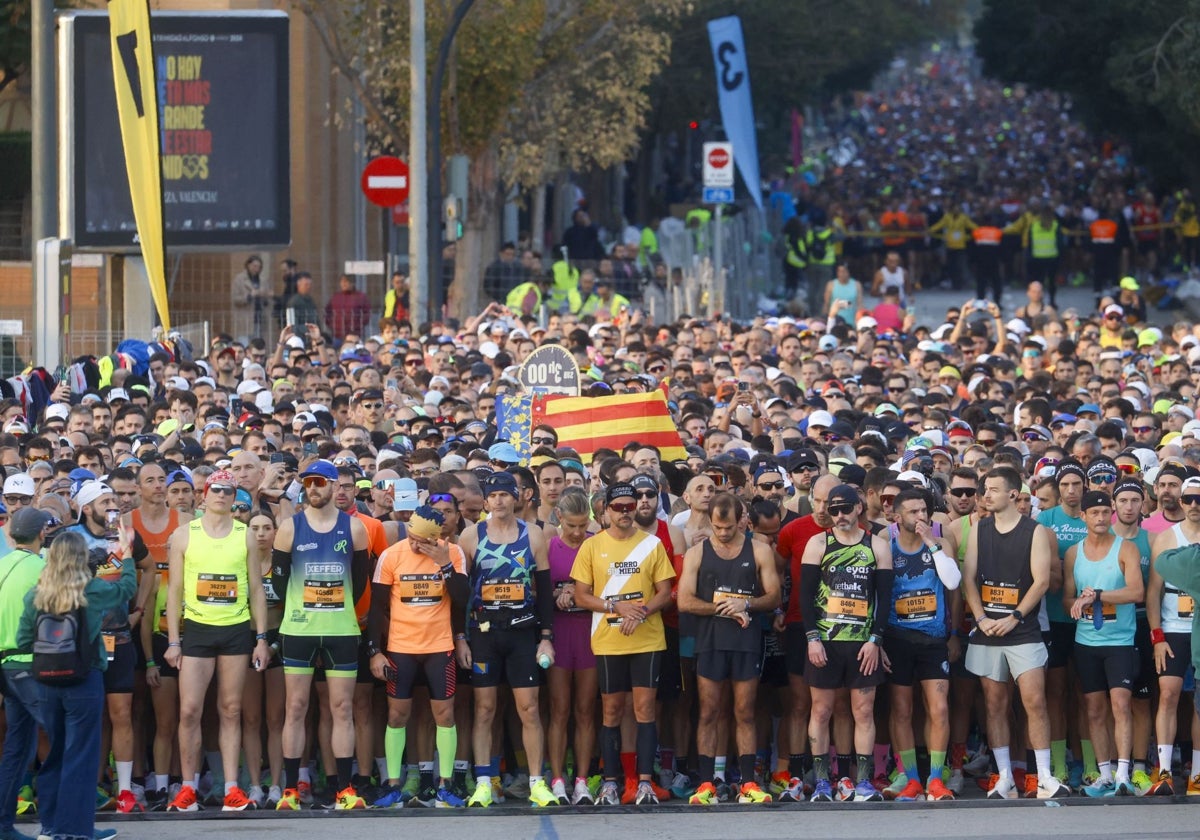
{"left": 183, "top": 519, "right": 250, "bottom": 626}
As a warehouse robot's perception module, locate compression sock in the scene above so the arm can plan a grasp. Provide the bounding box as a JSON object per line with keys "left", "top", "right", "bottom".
{"left": 1051, "top": 740, "right": 1067, "bottom": 780}
{"left": 836, "top": 754, "right": 852, "bottom": 778}
{"left": 419, "top": 761, "right": 434, "bottom": 790}
{"left": 284, "top": 758, "right": 301, "bottom": 790}
{"left": 335, "top": 757, "right": 354, "bottom": 792}
{"left": 600, "top": 727, "right": 620, "bottom": 781}
{"left": 788, "top": 754, "right": 805, "bottom": 778}
{"left": 385, "top": 727, "right": 406, "bottom": 784}
{"left": 1082, "top": 740, "right": 1099, "bottom": 777}
{"left": 436, "top": 727, "right": 457, "bottom": 781}
{"left": 812, "top": 752, "right": 830, "bottom": 782}
{"left": 637, "top": 724, "right": 658, "bottom": 777}
{"left": 453, "top": 760, "right": 469, "bottom": 788}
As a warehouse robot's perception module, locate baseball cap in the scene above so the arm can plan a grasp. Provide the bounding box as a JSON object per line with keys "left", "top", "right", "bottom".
{"left": 8, "top": 507, "right": 52, "bottom": 542}
{"left": 1081, "top": 490, "right": 1113, "bottom": 511}
{"left": 74, "top": 481, "right": 113, "bottom": 510}
{"left": 856, "top": 316, "right": 877, "bottom": 331}
{"left": 487, "top": 442, "right": 522, "bottom": 465}
{"left": 827, "top": 484, "right": 859, "bottom": 507}
{"left": 787, "top": 450, "right": 820, "bottom": 472}
{"left": 807, "top": 410, "right": 834, "bottom": 430}
{"left": 166, "top": 469, "right": 193, "bottom": 488}
{"left": 106, "top": 388, "right": 131, "bottom": 404}
{"left": 897, "top": 469, "right": 928, "bottom": 488}
{"left": 605, "top": 482, "right": 636, "bottom": 505}
{"left": 1120, "top": 276, "right": 1140, "bottom": 291}
{"left": 2, "top": 474, "right": 35, "bottom": 497}
{"left": 393, "top": 478, "right": 419, "bottom": 511}
{"left": 299, "top": 460, "right": 338, "bottom": 482}
{"left": 482, "top": 470, "right": 519, "bottom": 498}
{"left": 44, "top": 404, "right": 70, "bottom": 423}
{"left": 1104, "top": 304, "right": 1124, "bottom": 318}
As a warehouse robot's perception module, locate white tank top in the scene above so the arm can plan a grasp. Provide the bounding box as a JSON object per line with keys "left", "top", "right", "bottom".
{"left": 1161, "top": 524, "right": 1195, "bottom": 634}
{"left": 880, "top": 265, "right": 906, "bottom": 293}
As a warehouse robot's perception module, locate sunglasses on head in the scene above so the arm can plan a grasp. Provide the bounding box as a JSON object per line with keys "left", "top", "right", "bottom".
{"left": 609, "top": 501, "right": 636, "bottom": 513}
{"left": 757, "top": 481, "right": 785, "bottom": 491}
{"left": 705, "top": 473, "right": 727, "bottom": 486}
{"left": 949, "top": 487, "right": 977, "bottom": 498}
{"left": 828, "top": 504, "right": 856, "bottom": 516}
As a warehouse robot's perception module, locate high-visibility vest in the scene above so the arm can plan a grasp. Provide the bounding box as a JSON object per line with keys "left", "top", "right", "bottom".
{"left": 506, "top": 282, "right": 542, "bottom": 315}
{"left": 1030, "top": 219, "right": 1059, "bottom": 259}
{"left": 1089, "top": 218, "right": 1117, "bottom": 244}
{"left": 805, "top": 227, "right": 835, "bottom": 266}
{"left": 546, "top": 259, "right": 579, "bottom": 311}
{"left": 786, "top": 231, "right": 807, "bottom": 269}
{"left": 972, "top": 226, "right": 1002, "bottom": 245}
{"left": 384, "top": 288, "right": 408, "bottom": 320}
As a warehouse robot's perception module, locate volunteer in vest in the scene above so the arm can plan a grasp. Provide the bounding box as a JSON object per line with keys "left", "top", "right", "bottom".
{"left": 1027, "top": 206, "right": 1062, "bottom": 307}
{"left": 382, "top": 270, "right": 409, "bottom": 322}
{"left": 781, "top": 217, "right": 807, "bottom": 303}
{"left": 1146, "top": 475, "right": 1200, "bottom": 796}
{"left": 1064, "top": 491, "right": 1144, "bottom": 797}
{"left": 64, "top": 481, "right": 151, "bottom": 816}
{"left": 971, "top": 224, "right": 1003, "bottom": 303}
{"left": 163, "top": 469, "right": 271, "bottom": 813}
{"left": 458, "top": 470, "right": 557, "bottom": 809}
{"left": 880, "top": 489, "right": 964, "bottom": 802}
{"left": 1088, "top": 209, "right": 1122, "bottom": 294}
{"left": 805, "top": 210, "right": 837, "bottom": 317}
{"left": 678, "top": 492, "right": 780, "bottom": 806}
{"left": 367, "top": 505, "right": 470, "bottom": 809}
{"left": 16, "top": 527, "right": 135, "bottom": 840}
{"left": 270, "top": 459, "right": 371, "bottom": 811}
{"left": 929, "top": 205, "right": 977, "bottom": 291}
{"left": 962, "top": 467, "right": 1065, "bottom": 800}
{"left": 132, "top": 461, "right": 184, "bottom": 811}
{"left": 0, "top": 508, "right": 52, "bottom": 840}
{"left": 569, "top": 482, "right": 675, "bottom": 807}
{"left": 798, "top": 483, "right": 894, "bottom": 803}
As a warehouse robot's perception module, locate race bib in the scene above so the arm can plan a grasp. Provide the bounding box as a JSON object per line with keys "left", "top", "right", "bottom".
{"left": 827, "top": 592, "right": 869, "bottom": 625}
{"left": 895, "top": 589, "right": 937, "bottom": 621}
{"left": 981, "top": 581, "right": 1019, "bottom": 616}
{"left": 102, "top": 632, "right": 116, "bottom": 662}
{"left": 399, "top": 574, "right": 444, "bottom": 606}
{"left": 606, "top": 591, "right": 645, "bottom": 626}
{"left": 303, "top": 580, "right": 345, "bottom": 611}
{"left": 196, "top": 573, "right": 238, "bottom": 604}
{"left": 482, "top": 579, "right": 525, "bottom": 607}
{"left": 1177, "top": 594, "right": 1194, "bottom": 619}
{"left": 1082, "top": 601, "right": 1117, "bottom": 622}
{"left": 713, "top": 586, "right": 753, "bottom": 604}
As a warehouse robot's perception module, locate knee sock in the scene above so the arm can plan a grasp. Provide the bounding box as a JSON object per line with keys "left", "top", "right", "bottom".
{"left": 788, "top": 754, "right": 805, "bottom": 779}
{"left": 600, "top": 726, "right": 621, "bottom": 781}
{"left": 1081, "top": 739, "right": 1099, "bottom": 776}
{"left": 836, "top": 753, "right": 852, "bottom": 778}
{"left": 1050, "top": 740, "right": 1067, "bottom": 779}
{"left": 812, "top": 752, "right": 830, "bottom": 781}
{"left": 621, "top": 751, "right": 637, "bottom": 783}
{"left": 636, "top": 724, "right": 657, "bottom": 778}
{"left": 436, "top": 726, "right": 457, "bottom": 782}
{"left": 873, "top": 743, "right": 890, "bottom": 776}
{"left": 419, "top": 761, "right": 434, "bottom": 790}
{"left": 385, "top": 727, "right": 406, "bottom": 784}
{"left": 698, "top": 755, "right": 716, "bottom": 785}
{"left": 284, "top": 758, "right": 301, "bottom": 791}
{"left": 335, "top": 757, "right": 353, "bottom": 792}
{"left": 929, "top": 750, "right": 946, "bottom": 784}
{"left": 950, "top": 742, "right": 966, "bottom": 770}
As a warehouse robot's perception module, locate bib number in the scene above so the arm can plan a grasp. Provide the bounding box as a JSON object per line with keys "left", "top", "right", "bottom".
{"left": 827, "top": 592, "right": 869, "bottom": 625}
{"left": 196, "top": 573, "right": 238, "bottom": 605}
{"left": 895, "top": 589, "right": 937, "bottom": 621}
{"left": 981, "top": 581, "right": 1019, "bottom": 617}
{"left": 606, "top": 591, "right": 645, "bottom": 626}
{"left": 482, "top": 580, "right": 525, "bottom": 607}
{"left": 302, "top": 580, "right": 345, "bottom": 611}
{"left": 1177, "top": 594, "right": 1195, "bottom": 619}
{"left": 1082, "top": 601, "right": 1117, "bottom": 622}
{"left": 102, "top": 632, "right": 116, "bottom": 662}
{"left": 399, "top": 574, "right": 444, "bottom": 606}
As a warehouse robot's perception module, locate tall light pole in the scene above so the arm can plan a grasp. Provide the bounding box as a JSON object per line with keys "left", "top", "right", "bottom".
{"left": 31, "top": 0, "right": 57, "bottom": 340}
{"left": 408, "top": 0, "right": 427, "bottom": 326}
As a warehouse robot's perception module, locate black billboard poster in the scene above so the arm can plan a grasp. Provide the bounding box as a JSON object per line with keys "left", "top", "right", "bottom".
{"left": 68, "top": 12, "right": 291, "bottom": 249}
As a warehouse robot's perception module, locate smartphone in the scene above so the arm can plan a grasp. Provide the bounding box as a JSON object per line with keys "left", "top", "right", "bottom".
{"left": 386, "top": 378, "right": 398, "bottom": 390}
{"left": 270, "top": 452, "right": 289, "bottom": 464}
{"left": 737, "top": 381, "right": 750, "bottom": 392}
{"left": 106, "top": 509, "right": 120, "bottom": 530}
{"left": 303, "top": 441, "right": 319, "bottom": 457}
{"left": 230, "top": 397, "right": 243, "bottom": 418}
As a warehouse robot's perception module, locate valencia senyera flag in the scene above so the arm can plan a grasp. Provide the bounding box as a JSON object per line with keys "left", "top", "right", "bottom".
{"left": 531, "top": 388, "right": 686, "bottom": 465}
{"left": 108, "top": 0, "right": 171, "bottom": 329}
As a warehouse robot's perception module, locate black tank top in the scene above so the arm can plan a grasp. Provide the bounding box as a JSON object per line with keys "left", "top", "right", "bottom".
{"left": 694, "top": 536, "right": 761, "bottom": 654}
{"left": 974, "top": 516, "right": 1041, "bottom": 646}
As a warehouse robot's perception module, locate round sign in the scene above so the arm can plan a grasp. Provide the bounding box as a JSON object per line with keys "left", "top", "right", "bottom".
{"left": 519, "top": 344, "right": 581, "bottom": 397}
{"left": 707, "top": 147, "right": 730, "bottom": 169}
{"left": 361, "top": 156, "right": 410, "bottom": 208}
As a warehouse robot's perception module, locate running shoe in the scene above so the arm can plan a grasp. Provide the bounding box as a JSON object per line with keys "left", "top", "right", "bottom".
{"left": 926, "top": 778, "right": 955, "bottom": 801}
{"left": 597, "top": 780, "right": 620, "bottom": 806}
{"left": 1131, "top": 769, "right": 1153, "bottom": 796}
{"left": 297, "top": 781, "right": 314, "bottom": 807}
{"left": 466, "top": 779, "right": 493, "bottom": 808}
{"left": 882, "top": 775, "right": 911, "bottom": 801}
{"left": 778, "top": 777, "right": 805, "bottom": 803}
{"left": 489, "top": 776, "right": 506, "bottom": 804}
{"left": 736, "top": 781, "right": 771, "bottom": 803}
{"left": 834, "top": 777, "right": 855, "bottom": 801}
{"left": 435, "top": 786, "right": 465, "bottom": 808}
{"left": 16, "top": 785, "right": 36, "bottom": 816}
{"left": 166, "top": 785, "right": 199, "bottom": 812}
{"left": 371, "top": 786, "right": 405, "bottom": 809}
{"left": 977, "top": 772, "right": 999, "bottom": 793}
{"left": 963, "top": 748, "right": 991, "bottom": 776}
{"left": 947, "top": 769, "right": 964, "bottom": 795}
{"left": 401, "top": 772, "right": 421, "bottom": 801}
{"left": 144, "top": 788, "right": 167, "bottom": 812}
{"left": 1082, "top": 778, "right": 1116, "bottom": 798}
{"left": 587, "top": 774, "right": 603, "bottom": 799}
{"left": 1114, "top": 779, "right": 1135, "bottom": 797}
{"left": 93, "top": 830, "right": 120, "bottom": 840}
{"left": 648, "top": 778, "right": 673, "bottom": 801}
{"left": 528, "top": 778, "right": 558, "bottom": 807}
{"left": 550, "top": 777, "right": 569, "bottom": 805}
{"left": 96, "top": 786, "right": 115, "bottom": 812}
{"left": 887, "top": 778, "right": 924, "bottom": 801}
{"left": 634, "top": 781, "right": 659, "bottom": 806}
{"left": 1036, "top": 777, "right": 1070, "bottom": 799}
{"left": 504, "top": 772, "right": 531, "bottom": 800}
{"left": 987, "top": 775, "right": 1017, "bottom": 800}
{"left": 414, "top": 786, "right": 438, "bottom": 808}
{"left": 688, "top": 781, "right": 717, "bottom": 806}
{"left": 248, "top": 786, "right": 266, "bottom": 809}
{"left": 668, "top": 771, "right": 695, "bottom": 800}
{"left": 853, "top": 779, "right": 882, "bottom": 802}
{"left": 871, "top": 772, "right": 892, "bottom": 792}
{"left": 1187, "top": 773, "right": 1200, "bottom": 795}
{"left": 1148, "top": 769, "right": 1174, "bottom": 796}
{"left": 131, "top": 784, "right": 147, "bottom": 810}
{"left": 334, "top": 786, "right": 366, "bottom": 810}
{"left": 810, "top": 778, "right": 833, "bottom": 802}
{"left": 620, "top": 777, "right": 639, "bottom": 805}
{"left": 222, "top": 787, "right": 254, "bottom": 811}
{"left": 1022, "top": 773, "right": 1039, "bottom": 799}
{"left": 1066, "top": 761, "right": 1084, "bottom": 790}
{"left": 767, "top": 771, "right": 790, "bottom": 797}
{"left": 275, "top": 788, "right": 301, "bottom": 811}
{"left": 114, "top": 790, "right": 142, "bottom": 814}
{"left": 713, "top": 781, "right": 732, "bottom": 803}
{"left": 571, "top": 778, "right": 594, "bottom": 805}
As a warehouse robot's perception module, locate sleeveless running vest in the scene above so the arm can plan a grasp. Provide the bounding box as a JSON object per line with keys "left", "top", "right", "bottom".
{"left": 182, "top": 519, "right": 250, "bottom": 626}
{"left": 1073, "top": 536, "right": 1135, "bottom": 646}
{"left": 815, "top": 530, "right": 876, "bottom": 643}
{"left": 135, "top": 508, "right": 181, "bottom": 633}
{"left": 1161, "top": 525, "right": 1195, "bottom": 634}
{"left": 694, "top": 537, "right": 761, "bottom": 654}
{"left": 67, "top": 524, "right": 131, "bottom": 640}
{"left": 281, "top": 511, "right": 358, "bottom": 636}
{"left": 549, "top": 535, "right": 587, "bottom": 614}
{"left": 888, "top": 533, "right": 948, "bottom": 639}
{"left": 470, "top": 519, "right": 536, "bottom": 619}
{"left": 1037, "top": 506, "right": 1087, "bottom": 623}
{"left": 973, "top": 517, "right": 1041, "bottom": 646}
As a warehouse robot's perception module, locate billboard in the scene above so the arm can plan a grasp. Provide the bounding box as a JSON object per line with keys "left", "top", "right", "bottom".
{"left": 62, "top": 11, "right": 291, "bottom": 249}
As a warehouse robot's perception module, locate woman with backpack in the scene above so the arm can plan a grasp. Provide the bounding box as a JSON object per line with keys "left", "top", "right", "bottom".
{"left": 17, "top": 527, "right": 135, "bottom": 840}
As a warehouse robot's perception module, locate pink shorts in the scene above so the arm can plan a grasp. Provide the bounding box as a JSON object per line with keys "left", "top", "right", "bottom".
{"left": 552, "top": 612, "right": 596, "bottom": 671}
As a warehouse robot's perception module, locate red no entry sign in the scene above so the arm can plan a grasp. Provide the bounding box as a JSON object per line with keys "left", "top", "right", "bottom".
{"left": 361, "top": 156, "right": 410, "bottom": 207}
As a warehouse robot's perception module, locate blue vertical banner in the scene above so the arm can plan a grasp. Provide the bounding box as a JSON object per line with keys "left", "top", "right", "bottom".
{"left": 706, "top": 16, "right": 763, "bottom": 210}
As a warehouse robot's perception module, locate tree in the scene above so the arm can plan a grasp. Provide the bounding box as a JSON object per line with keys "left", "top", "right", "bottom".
{"left": 293, "top": 0, "right": 684, "bottom": 320}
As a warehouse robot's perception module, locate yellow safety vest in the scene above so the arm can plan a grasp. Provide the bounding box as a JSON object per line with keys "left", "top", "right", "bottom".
{"left": 1030, "top": 219, "right": 1059, "bottom": 259}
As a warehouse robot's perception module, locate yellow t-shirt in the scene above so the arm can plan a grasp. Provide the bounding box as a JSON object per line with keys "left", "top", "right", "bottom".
{"left": 569, "top": 529, "right": 675, "bottom": 656}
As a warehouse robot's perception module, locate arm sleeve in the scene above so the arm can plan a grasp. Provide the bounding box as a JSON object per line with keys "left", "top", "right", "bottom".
{"left": 446, "top": 572, "right": 470, "bottom": 635}
{"left": 873, "top": 568, "right": 895, "bottom": 637}
{"left": 351, "top": 549, "right": 371, "bottom": 607}
{"left": 800, "top": 563, "right": 821, "bottom": 636}
{"left": 932, "top": 549, "right": 962, "bottom": 590}
{"left": 535, "top": 568, "right": 555, "bottom": 632}
{"left": 366, "top": 582, "right": 391, "bottom": 651}
{"left": 271, "top": 549, "right": 292, "bottom": 594}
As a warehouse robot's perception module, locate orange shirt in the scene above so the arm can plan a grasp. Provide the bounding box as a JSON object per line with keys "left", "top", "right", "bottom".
{"left": 350, "top": 509, "right": 390, "bottom": 627}
{"left": 373, "top": 538, "right": 466, "bottom": 654}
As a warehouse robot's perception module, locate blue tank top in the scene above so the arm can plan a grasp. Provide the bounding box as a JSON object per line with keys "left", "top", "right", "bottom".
{"left": 471, "top": 519, "right": 536, "bottom": 615}
{"left": 1074, "top": 536, "right": 1135, "bottom": 646}
{"left": 280, "top": 511, "right": 357, "bottom": 636}
{"left": 1037, "top": 506, "right": 1087, "bottom": 623}
{"left": 887, "top": 534, "right": 948, "bottom": 638}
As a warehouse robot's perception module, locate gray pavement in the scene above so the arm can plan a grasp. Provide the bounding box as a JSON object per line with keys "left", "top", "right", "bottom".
{"left": 61, "top": 797, "right": 1199, "bottom": 840}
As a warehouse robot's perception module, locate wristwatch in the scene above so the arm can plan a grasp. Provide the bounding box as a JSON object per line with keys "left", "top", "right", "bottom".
{"left": 366, "top": 642, "right": 381, "bottom": 657}
{"left": 1011, "top": 608, "right": 1024, "bottom": 622}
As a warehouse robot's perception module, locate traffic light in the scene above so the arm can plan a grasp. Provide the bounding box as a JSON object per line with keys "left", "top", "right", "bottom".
{"left": 443, "top": 195, "right": 463, "bottom": 242}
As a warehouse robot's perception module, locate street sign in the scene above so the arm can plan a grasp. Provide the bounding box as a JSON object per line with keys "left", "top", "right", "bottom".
{"left": 703, "top": 187, "right": 734, "bottom": 204}
{"left": 702, "top": 141, "right": 734, "bottom": 187}
{"left": 519, "top": 344, "right": 581, "bottom": 397}
{"left": 361, "top": 156, "right": 410, "bottom": 207}
{"left": 344, "top": 260, "right": 385, "bottom": 275}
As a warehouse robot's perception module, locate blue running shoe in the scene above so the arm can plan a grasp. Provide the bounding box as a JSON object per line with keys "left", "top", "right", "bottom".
{"left": 372, "top": 786, "right": 406, "bottom": 808}
{"left": 854, "top": 779, "right": 883, "bottom": 801}
{"left": 1083, "top": 779, "right": 1116, "bottom": 798}
{"left": 810, "top": 779, "right": 833, "bottom": 802}
{"left": 436, "top": 786, "right": 465, "bottom": 808}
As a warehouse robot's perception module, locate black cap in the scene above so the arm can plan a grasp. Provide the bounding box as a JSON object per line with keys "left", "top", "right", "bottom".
{"left": 8, "top": 507, "right": 51, "bottom": 542}
{"left": 827, "top": 484, "right": 860, "bottom": 507}
{"left": 828, "top": 419, "right": 856, "bottom": 440}
{"left": 481, "top": 470, "right": 519, "bottom": 498}
{"left": 1081, "top": 490, "right": 1113, "bottom": 511}
{"left": 787, "top": 449, "right": 820, "bottom": 472}
{"left": 839, "top": 464, "right": 867, "bottom": 488}
{"left": 606, "top": 482, "right": 636, "bottom": 505}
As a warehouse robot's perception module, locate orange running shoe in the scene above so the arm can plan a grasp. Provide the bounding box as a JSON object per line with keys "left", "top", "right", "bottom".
{"left": 274, "top": 788, "right": 301, "bottom": 811}
{"left": 926, "top": 777, "right": 955, "bottom": 801}
{"left": 115, "top": 790, "right": 143, "bottom": 814}
{"left": 166, "top": 785, "right": 198, "bottom": 813}
{"left": 1023, "top": 774, "right": 1038, "bottom": 799}
{"left": 976, "top": 772, "right": 999, "bottom": 793}
{"left": 223, "top": 786, "right": 254, "bottom": 811}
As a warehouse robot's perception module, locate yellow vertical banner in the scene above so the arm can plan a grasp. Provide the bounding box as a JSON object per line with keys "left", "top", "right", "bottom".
{"left": 107, "top": 0, "right": 170, "bottom": 330}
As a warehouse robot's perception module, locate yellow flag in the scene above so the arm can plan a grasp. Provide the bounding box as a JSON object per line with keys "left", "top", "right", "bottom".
{"left": 108, "top": 0, "right": 170, "bottom": 330}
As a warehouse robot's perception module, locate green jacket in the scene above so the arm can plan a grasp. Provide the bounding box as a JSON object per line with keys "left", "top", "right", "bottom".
{"left": 1155, "top": 545, "right": 1200, "bottom": 675}
{"left": 0, "top": 548, "right": 46, "bottom": 669}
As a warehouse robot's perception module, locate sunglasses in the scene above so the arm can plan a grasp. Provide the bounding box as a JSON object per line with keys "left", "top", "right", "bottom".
{"left": 1131, "top": 426, "right": 1155, "bottom": 434}
{"left": 207, "top": 485, "right": 236, "bottom": 496}
{"left": 880, "top": 494, "right": 897, "bottom": 506}
{"left": 792, "top": 464, "right": 819, "bottom": 473}
{"left": 1105, "top": 314, "right": 1122, "bottom": 321}
{"left": 1182, "top": 494, "right": 1200, "bottom": 506}
{"left": 1022, "top": 432, "right": 1046, "bottom": 442}
{"left": 977, "top": 438, "right": 998, "bottom": 447}
{"left": 821, "top": 434, "right": 844, "bottom": 443}
{"left": 756, "top": 481, "right": 785, "bottom": 491}
{"left": 609, "top": 501, "right": 636, "bottom": 513}
{"left": 949, "top": 487, "right": 977, "bottom": 498}
{"left": 302, "top": 476, "right": 329, "bottom": 489}
{"left": 634, "top": 490, "right": 658, "bottom": 500}
{"left": 828, "top": 504, "right": 856, "bottom": 516}
{"left": 705, "top": 473, "right": 727, "bottom": 486}
{"left": 405, "top": 359, "right": 424, "bottom": 367}
{"left": 1116, "top": 463, "right": 1140, "bottom": 475}
{"left": 531, "top": 436, "right": 556, "bottom": 446}
{"left": 360, "top": 402, "right": 384, "bottom": 410}
{"left": 231, "top": 503, "right": 251, "bottom": 513}
{"left": 647, "top": 365, "right": 667, "bottom": 374}
{"left": 429, "top": 493, "right": 457, "bottom": 505}
{"left": 1090, "top": 473, "right": 1116, "bottom": 485}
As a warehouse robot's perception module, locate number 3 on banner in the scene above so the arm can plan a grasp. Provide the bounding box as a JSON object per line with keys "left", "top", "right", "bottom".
{"left": 115, "top": 30, "right": 145, "bottom": 117}
{"left": 716, "top": 41, "right": 744, "bottom": 92}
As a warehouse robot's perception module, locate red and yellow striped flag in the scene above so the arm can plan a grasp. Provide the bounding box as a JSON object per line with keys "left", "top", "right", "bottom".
{"left": 532, "top": 388, "right": 685, "bottom": 465}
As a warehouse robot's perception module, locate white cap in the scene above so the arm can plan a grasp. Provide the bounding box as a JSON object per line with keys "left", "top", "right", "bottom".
{"left": 424, "top": 390, "right": 445, "bottom": 407}
{"left": 1, "top": 473, "right": 33, "bottom": 497}
{"left": 254, "top": 391, "right": 274, "bottom": 413}
{"left": 107, "top": 388, "right": 131, "bottom": 403}
{"left": 479, "top": 340, "right": 500, "bottom": 360}
{"left": 1006, "top": 318, "right": 1031, "bottom": 334}
{"left": 236, "top": 380, "right": 264, "bottom": 396}
{"left": 856, "top": 316, "right": 878, "bottom": 331}
{"left": 45, "top": 404, "right": 70, "bottom": 422}
{"left": 807, "top": 410, "right": 834, "bottom": 429}
{"left": 165, "top": 375, "right": 190, "bottom": 392}
{"left": 897, "top": 469, "right": 928, "bottom": 488}
{"left": 285, "top": 335, "right": 306, "bottom": 350}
